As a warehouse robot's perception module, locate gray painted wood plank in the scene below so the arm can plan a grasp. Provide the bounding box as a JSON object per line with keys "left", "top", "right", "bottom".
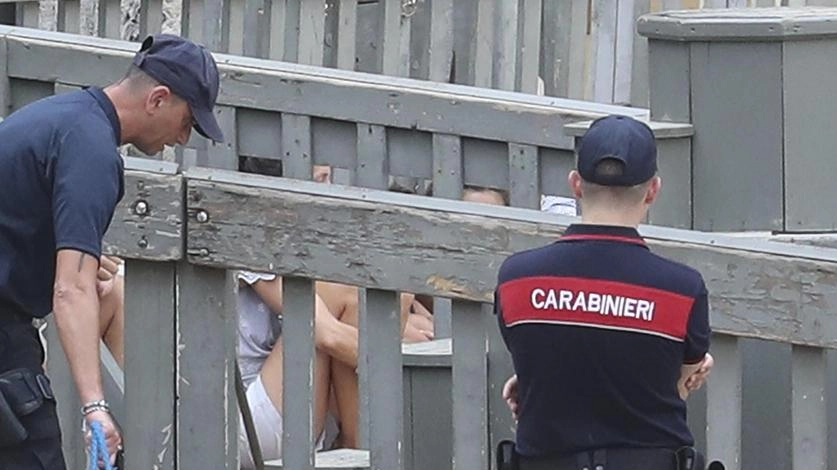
{"left": 431, "top": 133, "right": 463, "bottom": 200}
{"left": 184, "top": 168, "right": 837, "bottom": 349}
{"left": 486, "top": 307, "right": 514, "bottom": 470}
{"left": 265, "top": 448, "right": 371, "bottom": 469}
{"left": 566, "top": 1, "right": 588, "bottom": 100}
{"left": 471, "top": 0, "right": 493, "bottom": 88}
{"left": 705, "top": 335, "right": 741, "bottom": 470}
{"left": 282, "top": 277, "right": 317, "bottom": 470}
{"left": 613, "top": 0, "right": 634, "bottom": 104}
{"left": 493, "top": 0, "right": 517, "bottom": 91}
{"left": 298, "top": 0, "right": 325, "bottom": 66}
{"left": 592, "top": 0, "right": 618, "bottom": 103}
{"left": 267, "top": 0, "right": 286, "bottom": 60}
{"left": 102, "top": 160, "right": 184, "bottom": 261}
{"left": 401, "top": 338, "right": 452, "bottom": 368}
{"left": 630, "top": 0, "right": 650, "bottom": 107}
{"left": 336, "top": 0, "right": 357, "bottom": 70}
{"left": 203, "top": 0, "right": 225, "bottom": 51}
{"left": 403, "top": 367, "right": 453, "bottom": 470}
{"left": 176, "top": 264, "right": 237, "bottom": 470}
{"left": 0, "top": 37, "right": 8, "bottom": 117}
{"left": 508, "top": 143, "right": 540, "bottom": 209}
{"left": 377, "top": 0, "right": 400, "bottom": 76}
{"left": 539, "top": 1, "right": 572, "bottom": 97}
{"left": 517, "top": 0, "right": 541, "bottom": 94}
{"left": 647, "top": 40, "right": 691, "bottom": 122}
{"left": 125, "top": 260, "right": 176, "bottom": 470}
{"left": 243, "top": 0, "right": 267, "bottom": 58}
{"left": 283, "top": 0, "right": 301, "bottom": 62}
{"left": 205, "top": 105, "right": 238, "bottom": 170}
{"left": 281, "top": 113, "right": 314, "bottom": 179}
{"left": 792, "top": 345, "right": 827, "bottom": 470}
{"left": 433, "top": 298, "right": 453, "bottom": 339}
{"left": 427, "top": 0, "right": 452, "bottom": 82}
{"left": 646, "top": 137, "right": 692, "bottom": 229}
{"left": 451, "top": 300, "right": 488, "bottom": 470}
{"left": 356, "top": 123, "right": 388, "bottom": 189}
{"left": 358, "top": 289, "right": 403, "bottom": 468}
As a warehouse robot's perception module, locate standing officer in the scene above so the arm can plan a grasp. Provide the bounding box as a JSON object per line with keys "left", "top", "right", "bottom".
{"left": 495, "top": 115, "right": 713, "bottom": 470}
{"left": 0, "top": 34, "right": 224, "bottom": 468}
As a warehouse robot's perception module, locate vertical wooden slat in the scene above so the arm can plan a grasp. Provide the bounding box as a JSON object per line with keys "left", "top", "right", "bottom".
{"left": 508, "top": 143, "right": 540, "bottom": 209}
{"left": 267, "top": 0, "right": 286, "bottom": 60}
{"left": 540, "top": 1, "right": 572, "bottom": 97}
{"left": 431, "top": 133, "right": 463, "bottom": 200}
{"left": 471, "top": 0, "right": 494, "bottom": 88}
{"left": 630, "top": 0, "right": 651, "bottom": 107}
{"left": 176, "top": 264, "right": 238, "bottom": 470}
{"left": 336, "top": 0, "right": 357, "bottom": 70}
{"left": 281, "top": 113, "right": 314, "bottom": 180}
{"left": 485, "top": 306, "right": 515, "bottom": 470}
{"left": 205, "top": 106, "right": 238, "bottom": 170}
{"left": 138, "top": 0, "right": 152, "bottom": 39}
{"left": 493, "top": 0, "right": 518, "bottom": 91}
{"left": 451, "top": 300, "right": 488, "bottom": 470}
{"left": 792, "top": 345, "right": 827, "bottom": 470}
{"left": 79, "top": 0, "right": 99, "bottom": 36}
{"left": 397, "top": 3, "right": 412, "bottom": 77}
{"left": 243, "top": 0, "right": 267, "bottom": 58}
{"left": 125, "top": 260, "right": 176, "bottom": 470}
{"left": 566, "top": 0, "right": 588, "bottom": 99}
{"left": 0, "top": 37, "right": 9, "bottom": 118}
{"left": 592, "top": 0, "right": 618, "bottom": 103}
{"left": 180, "top": 0, "right": 191, "bottom": 38}
{"left": 298, "top": 0, "right": 326, "bottom": 65}
{"left": 358, "top": 289, "right": 403, "bottom": 469}
{"left": 283, "top": 0, "right": 301, "bottom": 62}
{"left": 517, "top": 0, "right": 541, "bottom": 94}
{"left": 204, "top": 0, "right": 226, "bottom": 52}
{"left": 102, "top": 0, "right": 121, "bottom": 38}
{"left": 705, "top": 335, "right": 742, "bottom": 470}
{"left": 356, "top": 123, "right": 389, "bottom": 190}
{"left": 282, "top": 277, "right": 317, "bottom": 470}
{"left": 613, "top": 0, "right": 635, "bottom": 104}
{"left": 378, "top": 0, "right": 401, "bottom": 75}
{"left": 428, "top": 0, "right": 453, "bottom": 82}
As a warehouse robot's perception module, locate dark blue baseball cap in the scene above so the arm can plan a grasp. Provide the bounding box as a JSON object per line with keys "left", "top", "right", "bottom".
{"left": 132, "top": 34, "right": 224, "bottom": 142}
{"left": 577, "top": 115, "right": 656, "bottom": 186}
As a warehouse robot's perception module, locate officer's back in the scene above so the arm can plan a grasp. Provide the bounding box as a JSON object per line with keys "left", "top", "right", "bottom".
{"left": 495, "top": 115, "right": 711, "bottom": 470}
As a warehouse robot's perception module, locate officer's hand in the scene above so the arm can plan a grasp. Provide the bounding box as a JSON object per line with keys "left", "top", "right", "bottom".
{"left": 96, "top": 256, "right": 122, "bottom": 298}
{"left": 685, "top": 353, "right": 714, "bottom": 392}
{"left": 502, "top": 374, "right": 520, "bottom": 421}
{"left": 84, "top": 409, "right": 123, "bottom": 467}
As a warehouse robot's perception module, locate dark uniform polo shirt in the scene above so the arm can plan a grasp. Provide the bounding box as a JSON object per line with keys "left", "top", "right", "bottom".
{"left": 0, "top": 87, "right": 125, "bottom": 319}
{"left": 495, "top": 224, "right": 710, "bottom": 457}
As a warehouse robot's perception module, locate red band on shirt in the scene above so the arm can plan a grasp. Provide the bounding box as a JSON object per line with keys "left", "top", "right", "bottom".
{"left": 559, "top": 234, "right": 647, "bottom": 246}
{"left": 499, "top": 276, "right": 694, "bottom": 341}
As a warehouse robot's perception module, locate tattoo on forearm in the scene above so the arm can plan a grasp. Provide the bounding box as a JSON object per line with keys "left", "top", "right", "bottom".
{"left": 77, "top": 253, "right": 87, "bottom": 272}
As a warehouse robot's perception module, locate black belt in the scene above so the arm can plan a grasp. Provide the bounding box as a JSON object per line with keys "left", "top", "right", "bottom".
{"left": 511, "top": 446, "right": 704, "bottom": 470}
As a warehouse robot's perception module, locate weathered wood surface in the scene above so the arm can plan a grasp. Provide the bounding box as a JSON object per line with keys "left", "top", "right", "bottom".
{"left": 265, "top": 448, "right": 371, "bottom": 470}
{"left": 184, "top": 168, "right": 837, "bottom": 349}
{"left": 103, "top": 157, "right": 183, "bottom": 261}
{"left": 0, "top": 25, "right": 647, "bottom": 151}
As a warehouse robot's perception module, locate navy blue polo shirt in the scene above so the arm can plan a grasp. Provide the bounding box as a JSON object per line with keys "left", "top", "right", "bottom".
{"left": 0, "top": 87, "right": 125, "bottom": 319}
{"left": 495, "top": 224, "right": 710, "bottom": 457}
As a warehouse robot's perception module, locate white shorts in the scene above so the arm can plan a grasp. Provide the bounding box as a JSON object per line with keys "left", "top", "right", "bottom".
{"left": 238, "top": 375, "right": 338, "bottom": 469}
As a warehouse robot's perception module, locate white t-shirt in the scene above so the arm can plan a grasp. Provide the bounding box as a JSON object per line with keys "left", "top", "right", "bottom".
{"left": 236, "top": 271, "right": 283, "bottom": 388}
{"left": 540, "top": 195, "right": 578, "bottom": 216}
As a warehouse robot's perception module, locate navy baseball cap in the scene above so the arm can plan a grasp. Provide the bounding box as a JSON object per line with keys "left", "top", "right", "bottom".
{"left": 132, "top": 34, "right": 224, "bottom": 142}
{"left": 577, "top": 115, "right": 656, "bottom": 186}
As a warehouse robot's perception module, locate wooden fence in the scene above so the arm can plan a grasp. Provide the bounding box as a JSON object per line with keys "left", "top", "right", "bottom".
{"left": 5, "top": 0, "right": 837, "bottom": 106}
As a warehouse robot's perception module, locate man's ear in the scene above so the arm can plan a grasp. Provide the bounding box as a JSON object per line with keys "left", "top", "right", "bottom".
{"left": 644, "top": 176, "right": 662, "bottom": 205}
{"left": 568, "top": 170, "right": 583, "bottom": 199}
{"left": 145, "top": 86, "right": 172, "bottom": 114}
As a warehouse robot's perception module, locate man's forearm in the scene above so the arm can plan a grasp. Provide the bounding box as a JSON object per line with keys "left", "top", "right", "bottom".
{"left": 53, "top": 287, "right": 104, "bottom": 405}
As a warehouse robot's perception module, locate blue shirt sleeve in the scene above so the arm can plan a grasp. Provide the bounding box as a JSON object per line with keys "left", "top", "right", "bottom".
{"left": 52, "top": 124, "right": 123, "bottom": 259}
{"left": 683, "top": 282, "right": 711, "bottom": 364}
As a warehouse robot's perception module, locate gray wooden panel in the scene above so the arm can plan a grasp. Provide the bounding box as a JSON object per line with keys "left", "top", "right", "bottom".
{"left": 376, "top": 0, "right": 400, "bottom": 76}
{"left": 647, "top": 40, "right": 691, "bottom": 122}
{"left": 508, "top": 143, "right": 540, "bottom": 209}
{"left": 689, "top": 42, "right": 783, "bottom": 231}
{"left": 0, "top": 37, "right": 8, "bottom": 117}
{"left": 407, "top": 0, "right": 430, "bottom": 80}
{"left": 592, "top": 0, "right": 618, "bottom": 103}
{"left": 140, "top": 0, "right": 165, "bottom": 37}
{"left": 205, "top": 105, "right": 238, "bottom": 170}
{"left": 102, "top": 158, "right": 184, "bottom": 261}
{"left": 266, "top": 0, "right": 285, "bottom": 60}
{"left": 266, "top": 449, "right": 371, "bottom": 470}
{"left": 185, "top": 168, "right": 837, "bottom": 349}
{"left": 451, "top": 0, "right": 476, "bottom": 85}
{"left": 312, "top": 118, "right": 357, "bottom": 169}
{"left": 433, "top": 298, "right": 453, "bottom": 339}
{"left": 402, "top": 368, "right": 413, "bottom": 470}
{"left": 387, "top": 127, "right": 432, "bottom": 180}
{"left": 237, "top": 108, "right": 282, "bottom": 159}
{"left": 401, "top": 338, "right": 452, "bottom": 368}
{"left": 705, "top": 335, "right": 742, "bottom": 469}
{"left": 462, "top": 138, "right": 508, "bottom": 190}
{"left": 243, "top": 0, "right": 267, "bottom": 58}
{"left": 630, "top": 0, "right": 650, "bottom": 108}
{"left": 783, "top": 39, "right": 837, "bottom": 231}
{"left": 336, "top": 0, "right": 357, "bottom": 70}
{"left": 828, "top": 349, "right": 837, "bottom": 470}
{"left": 566, "top": 1, "right": 588, "bottom": 100}
{"left": 646, "top": 137, "right": 692, "bottom": 229}
{"left": 356, "top": 123, "right": 388, "bottom": 189}
{"left": 298, "top": 0, "right": 325, "bottom": 66}
{"left": 486, "top": 305, "right": 514, "bottom": 470}
{"left": 323, "top": 0, "right": 338, "bottom": 68}
{"left": 431, "top": 133, "right": 463, "bottom": 200}
{"left": 282, "top": 277, "right": 316, "bottom": 470}
{"left": 538, "top": 148, "right": 575, "bottom": 198}
{"left": 124, "top": 260, "right": 176, "bottom": 470}
{"left": 8, "top": 78, "right": 52, "bottom": 113}
{"left": 176, "top": 264, "right": 237, "bottom": 470}
{"left": 471, "top": 0, "right": 493, "bottom": 88}
{"left": 281, "top": 113, "right": 314, "bottom": 179}
{"left": 102, "top": 0, "right": 120, "bottom": 38}
{"left": 62, "top": 0, "right": 80, "bottom": 34}
{"left": 403, "top": 367, "right": 452, "bottom": 470}
{"left": 539, "top": 1, "right": 572, "bottom": 98}
{"left": 44, "top": 318, "right": 84, "bottom": 470}
{"left": 203, "top": 0, "right": 226, "bottom": 51}
{"left": 451, "top": 300, "right": 488, "bottom": 470}
{"left": 358, "top": 289, "right": 403, "bottom": 468}
{"left": 353, "top": 1, "right": 378, "bottom": 75}
{"left": 517, "top": 0, "right": 541, "bottom": 94}
{"left": 427, "top": 0, "right": 452, "bottom": 82}
{"left": 792, "top": 345, "right": 827, "bottom": 470}
{"left": 492, "top": 0, "right": 517, "bottom": 91}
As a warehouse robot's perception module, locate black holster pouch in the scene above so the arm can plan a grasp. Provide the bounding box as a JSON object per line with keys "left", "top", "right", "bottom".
{"left": 497, "top": 440, "right": 520, "bottom": 470}
{"left": 0, "top": 368, "right": 54, "bottom": 447}
{"left": 674, "top": 446, "right": 705, "bottom": 470}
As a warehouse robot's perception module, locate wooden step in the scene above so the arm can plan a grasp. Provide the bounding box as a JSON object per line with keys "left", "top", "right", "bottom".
{"left": 264, "top": 449, "right": 371, "bottom": 469}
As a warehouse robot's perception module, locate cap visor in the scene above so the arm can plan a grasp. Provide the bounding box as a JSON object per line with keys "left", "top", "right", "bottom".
{"left": 193, "top": 107, "right": 225, "bottom": 143}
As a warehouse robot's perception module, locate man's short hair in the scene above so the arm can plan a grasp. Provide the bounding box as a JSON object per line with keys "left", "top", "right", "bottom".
{"left": 580, "top": 158, "right": 652, "bottom": 205}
